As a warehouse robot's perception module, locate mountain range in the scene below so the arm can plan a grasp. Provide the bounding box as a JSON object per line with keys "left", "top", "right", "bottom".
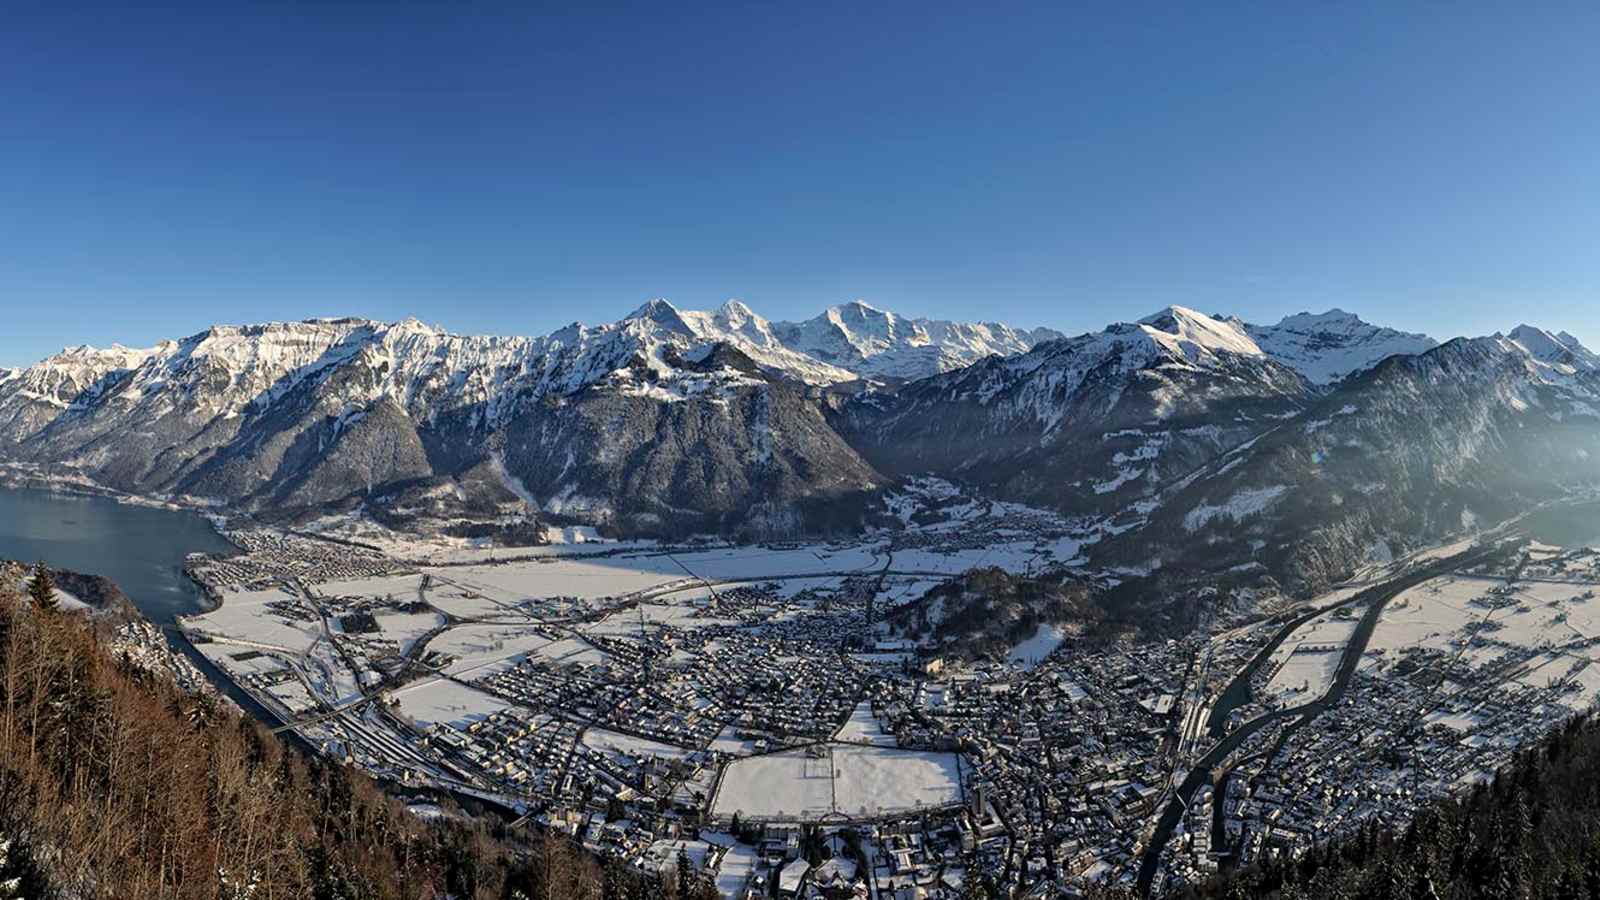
{"left": 2, "top": 299, "right": 1594, "bottom": 597}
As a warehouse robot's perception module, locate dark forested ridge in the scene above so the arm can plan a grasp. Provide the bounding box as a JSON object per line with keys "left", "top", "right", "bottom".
{"left": 0, "top": 580, "right": 716, "bottom": 900}
{"left": 1145, "top": 712, "right": 1600, "bottom": 900}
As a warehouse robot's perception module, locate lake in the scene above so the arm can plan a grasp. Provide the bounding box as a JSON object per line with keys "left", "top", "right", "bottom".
{"left": 0, "top": 486, "right": 296, "bottom": 720}
{"left": 0, "top": 486, "right": 237, "bottom": 624}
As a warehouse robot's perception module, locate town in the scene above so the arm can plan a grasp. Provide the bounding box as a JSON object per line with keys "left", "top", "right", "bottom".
{"left": 161, "top": 484, "right": 1600, "bottom": 899}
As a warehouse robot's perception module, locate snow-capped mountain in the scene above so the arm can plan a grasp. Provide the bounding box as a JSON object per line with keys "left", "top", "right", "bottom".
{"left": 6, "top": 296, "right": 1597, "bottom": 565}
{"left": 0, "top": 297, "right": 1057, "bottom": 535}
{"left": 0, "top": 311, "right": 887, "bottom": 535}
{"left": 1243, "top": 308, "right": 1437, "bottom": 385}
{"left": 664, "top": 301, "right": 861, "bottom": 384}
{"left": 593, "top": 298, "right": 1060, "bottom": 385}
{"left": 1505, "top": 324, "right": 1600, "bottom": 372}
{"left": 837, "top": 306, "right": 1312, "bottom": 511}
{"left": 769, "top": 300, "right": 1062, "bottom": 381}
{"left": 0, "top": 343, "right": 161, "bottom": 452}
{"left": 1112, "top": 329, "right": 1600, "bottom": 592}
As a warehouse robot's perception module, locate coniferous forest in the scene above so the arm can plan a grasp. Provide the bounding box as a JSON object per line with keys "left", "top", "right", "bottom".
{"left": 0, "top": 580, "right": 717, "bottom": 900}
{"left": 1139, "top": 712, "right": 1600, "bottom": 900}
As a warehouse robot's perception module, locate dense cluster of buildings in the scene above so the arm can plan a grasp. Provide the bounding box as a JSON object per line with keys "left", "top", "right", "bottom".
{"left": 160, "top": 516, "right": 1600, "bottom": 899}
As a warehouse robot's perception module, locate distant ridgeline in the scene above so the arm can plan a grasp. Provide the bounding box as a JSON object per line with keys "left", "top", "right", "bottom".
{"left": 2, "top": 303, "right": 1599, "bottom": 611}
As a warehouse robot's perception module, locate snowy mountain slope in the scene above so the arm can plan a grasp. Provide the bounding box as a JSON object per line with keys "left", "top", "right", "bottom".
{"left": 0, "top": 344, "right": 159, "bottom": 451}
{"left": 0, "top": 311, "right": 888, "bottom": 535}
{"left": 670, "top": 301, "right": 861, "bottom": 385}
{"left": 836, "top": 306, "right": 1313, "bottom": 511}
{"left": 1244, "top": 308, "right": 1437, "bottom": 385}
{"left": 497, "top": 344, "right": 882, "bottom": 538}
{"left": 1111, "top": 331, "right": 1600, "bottom": 593}
{"left": 1506, "top": 324, "right": 1600, "bottom": 372}
{"left": 605, "top": 298, "right": 1060, "bottom": 385}
{"left": 769, "top": 300, "right": 1063, "bottom": 381}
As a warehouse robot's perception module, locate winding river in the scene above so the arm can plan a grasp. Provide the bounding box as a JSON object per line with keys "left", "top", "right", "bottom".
{"left": 1136, "top": 545, "right": 1494, "bottom": 897}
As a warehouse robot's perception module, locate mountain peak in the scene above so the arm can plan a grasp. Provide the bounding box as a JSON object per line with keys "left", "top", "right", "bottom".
{"left": 624, "top": 298, "right": 693, "bottom": 336}
{"left": 1137, "top": 304, "right": 1212, "bottom": 325}
{"left": 716, "top": 299, "right": 756, "bottom": 323}
{"left": 1245, "top": 308, "right": 1437, "bottom": 384}
{"left": 626, "top": 297, "right": 678, "bottom": 318}
{"left": 1508, "top": 324, "right": 1598, "bottom": 370}
{"left": 825, "top": 300, "right": 892, "bottom": 329}
{"left": 1276, "top": 308, "right": 1361, "bottom": 327}
{"left": 391, "top": 316, "right": 443, "bottom": 336}
{"left": 1136, "top": 306, "right": 1264, "bottom": 360}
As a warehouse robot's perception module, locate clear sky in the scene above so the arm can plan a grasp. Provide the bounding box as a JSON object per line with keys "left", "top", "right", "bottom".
{"left": 3, "top": 2, "right": 1599, "bottom": 366}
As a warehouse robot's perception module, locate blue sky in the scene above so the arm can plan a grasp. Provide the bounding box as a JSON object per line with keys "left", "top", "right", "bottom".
{"left": 3, "top": 2, "right": 1599, "bottom": 365}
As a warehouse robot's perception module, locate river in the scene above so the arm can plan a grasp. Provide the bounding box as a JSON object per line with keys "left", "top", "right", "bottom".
{"left": 1136, "top": 545, "right": 1495, "bottom": 897}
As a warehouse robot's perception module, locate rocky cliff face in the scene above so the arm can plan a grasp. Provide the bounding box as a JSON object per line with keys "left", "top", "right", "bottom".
{"left": 0, "top": 305, "right": 933, "bottom": 536}
{"left": 836, "top": 307, "right": 1314, "bottom": 512}
{"left": 1110, "top": 330, "right": 1600, "bottom": 593}
{"left": 7, "top": 298, "right": 1598, "bottom": 575}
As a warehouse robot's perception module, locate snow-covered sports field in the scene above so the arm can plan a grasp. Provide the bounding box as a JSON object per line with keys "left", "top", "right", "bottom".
{"left": 711, "top": 744, "right": 962, "bottom": 820}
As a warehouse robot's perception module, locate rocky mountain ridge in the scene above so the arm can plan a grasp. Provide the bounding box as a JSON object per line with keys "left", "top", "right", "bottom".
{"left": 5, "top": 299, "right": 1597, "bottom": 597}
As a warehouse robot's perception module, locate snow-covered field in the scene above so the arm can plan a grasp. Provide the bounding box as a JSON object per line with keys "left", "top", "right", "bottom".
{"left": 581, "top": 727, "right": 696, "bottom": 765}
{"left": 370, "top": 609, "right": 446, "bottom": 652}
{"left": 391, "top": 678, "right": 511, "bottom": 729}
{"left": 673, "top": 545, "right": 881, "bottom": 580}
{"left": 185, "top": 586, "right": 323, "bottom": 654}
{"left": 834, "top": 702, "right": 897, "bottom": 746}
{"left": 315, "top": 572, "right": 426, "bottom": 600}
{"left": 1261, "top": 612, "right": 1359, "bottom": 702}
{"left": 891, "top": 544, "right": 1040, "bottom": 576}
{"left": 430, "top": 555, "right": 687, "bottom": 603}
{"left": 1362, "top": 577, "right": 1503, "bottom": 665}
{"left": 1009, "top": 623, "right": 1069, "bottom": 668}
{"left": 1264, "top": 651, "right": 1342, "bottom": 703}
{"left": 528, "top": 636, "right": 611, "bottom": 667}
{"left": 581, "top": 600, "right": 741, "bottom": 638}
{"left": 712, "top": 745, "right": 962, "bottom": 820}
{"left": 1362, "top": 573, "right": 1600, "bottom": 712}
{"left": 430, "top": 623, "right": 555, "bottom": 677}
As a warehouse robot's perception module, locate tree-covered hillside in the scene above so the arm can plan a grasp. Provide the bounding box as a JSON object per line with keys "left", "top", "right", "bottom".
{"left": 0, "top": 579, "right": 714, "bottom": 899}
{"left": 1155, "top": 713, "right": 1600, "bottom": 900}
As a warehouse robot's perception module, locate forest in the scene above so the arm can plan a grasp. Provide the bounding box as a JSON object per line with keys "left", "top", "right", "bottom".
{"left": 1142, "top": 712, "right": 1600, "bottom": 900}
{"left": 0, "top": 576, "right": 717, "bottom": 900}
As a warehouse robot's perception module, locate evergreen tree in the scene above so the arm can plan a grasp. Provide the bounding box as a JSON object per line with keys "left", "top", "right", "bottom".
{"left": 0, "top": 838, "right": 24, "bottom": 900}
{"left": 27, "top": 562, "right": 57, "bottom": 611}
{"left": 676, "top": 847, "right": 693, "bottom": 898}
